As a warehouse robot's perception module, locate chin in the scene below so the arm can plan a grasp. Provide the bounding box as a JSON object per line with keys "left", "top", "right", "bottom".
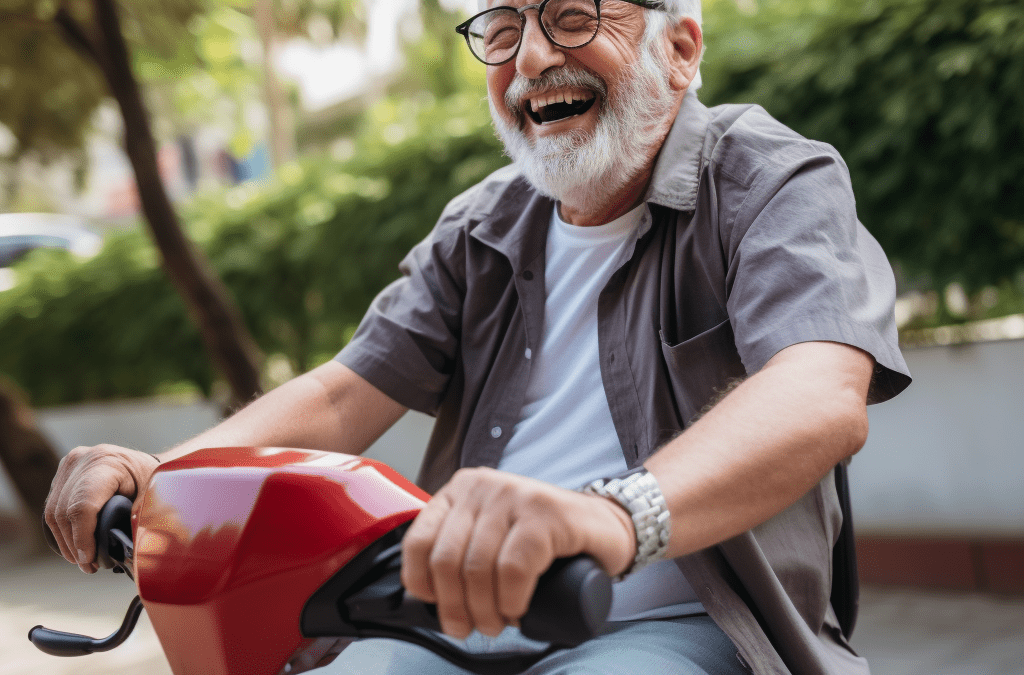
{"left": 491, "top": 103, "right": 645, "bottom": 206}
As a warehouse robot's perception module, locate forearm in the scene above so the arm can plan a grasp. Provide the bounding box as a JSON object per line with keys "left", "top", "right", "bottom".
{"left": 159, "top": 361, "right": 408, "bottom": 462}
{"left": 645, "top": 341, "right": 873, "bottom": 559}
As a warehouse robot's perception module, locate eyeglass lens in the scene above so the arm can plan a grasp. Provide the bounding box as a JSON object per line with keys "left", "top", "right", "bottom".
{"left": 466, "top": 0, "right": 600, "bottom": 65}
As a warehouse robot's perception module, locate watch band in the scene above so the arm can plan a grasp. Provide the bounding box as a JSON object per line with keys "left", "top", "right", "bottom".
{"left": 580, "top": 468, "right": 671, "bottom": 579}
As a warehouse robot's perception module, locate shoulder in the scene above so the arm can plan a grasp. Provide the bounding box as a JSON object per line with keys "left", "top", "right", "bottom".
{"left": 703, "top": 103, "right": 849, "bottom": 192}
{"left": 405, "top": 163, "right": 531, "bottom": 267}
{"left": 435, "top": 164, "right": 528, "bottom": 232}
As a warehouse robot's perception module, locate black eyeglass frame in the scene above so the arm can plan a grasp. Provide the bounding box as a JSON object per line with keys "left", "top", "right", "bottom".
{"left": 455, "top": 0, "right": 668, "bottom": 66}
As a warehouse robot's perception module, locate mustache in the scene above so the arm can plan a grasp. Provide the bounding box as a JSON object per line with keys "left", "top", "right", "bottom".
{"left": 504, "top": 67, "right": 607, "bottom": 120}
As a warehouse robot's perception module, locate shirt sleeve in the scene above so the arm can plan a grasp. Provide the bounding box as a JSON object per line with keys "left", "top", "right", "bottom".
{"left": 721, "top": 141, "right": 911, "bottom": 404}
{"left": 334, "top": 218, "right": 466, "bottom": 415}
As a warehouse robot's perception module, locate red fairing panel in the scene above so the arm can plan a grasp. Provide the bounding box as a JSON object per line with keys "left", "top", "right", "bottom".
{"left": 131, "top": 447, "right": 428, "bottom": 675}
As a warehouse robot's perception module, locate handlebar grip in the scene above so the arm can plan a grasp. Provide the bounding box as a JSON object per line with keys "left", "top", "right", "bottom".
{"left": 40, "top": 495, "right": 134, "bottom": 568}
{"left": 518, "top": 555, "right": 611, "bottom": 646}
{"left": 344, "top": 552, "right": 611, "bottom": 648}
{"left": 94, "top": 495, "right": 133, "bottom": 569}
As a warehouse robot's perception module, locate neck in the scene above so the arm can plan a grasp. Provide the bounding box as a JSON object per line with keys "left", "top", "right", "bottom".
{"left": 557, "top": 167, "right": 652, "bottom": 227}
{"left": 556, "top": 92, "right": 685, "bottom": 227}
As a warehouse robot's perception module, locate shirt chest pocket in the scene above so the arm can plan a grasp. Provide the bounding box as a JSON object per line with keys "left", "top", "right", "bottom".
{"left": 659, "top": 319, "right": 748, "bottom": 426}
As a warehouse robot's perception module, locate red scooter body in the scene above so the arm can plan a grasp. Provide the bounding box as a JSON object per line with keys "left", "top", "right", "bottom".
{"left": 132, "top": 447, "right": 428, "bottom": 675}
{"left": 32, "top": 447, "right": 611, "bottom": 675}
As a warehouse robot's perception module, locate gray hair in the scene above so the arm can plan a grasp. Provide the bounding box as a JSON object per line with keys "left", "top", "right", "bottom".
{"left": 643, "top": 0, "right": 703, "bottom": 91}
{"left": 475, "top": 0, "right": 704, "bottom": 90}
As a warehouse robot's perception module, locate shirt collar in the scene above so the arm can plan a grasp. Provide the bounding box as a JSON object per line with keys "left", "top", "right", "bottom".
{"left": 468, "top": 172, "right": 553, "bottom": 273}
{"left": 644, "top": 91, "right": 713, "bottom": 213}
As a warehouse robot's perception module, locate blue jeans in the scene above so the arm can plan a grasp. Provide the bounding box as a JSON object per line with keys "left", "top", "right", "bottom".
{"left": 315, "top": 616, "right": 749, "bottom": 674}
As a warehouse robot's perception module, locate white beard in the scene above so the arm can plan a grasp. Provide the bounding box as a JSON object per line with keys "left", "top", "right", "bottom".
{"left": 489, "top": 39, "right": 675, "bottom": 207}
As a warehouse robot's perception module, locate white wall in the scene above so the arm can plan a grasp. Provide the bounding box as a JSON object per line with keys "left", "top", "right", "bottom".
{"left": 851, "top": 338, "right": 1024, "bottom": 537}
{"left": 3, "top": 338, "right": 1023, "bottom": 537}
{"left": 0, "top": 397, "right": 434, "bottom": 512}
{"left": 0, "top": 398, "right": 221, "bottom": 512}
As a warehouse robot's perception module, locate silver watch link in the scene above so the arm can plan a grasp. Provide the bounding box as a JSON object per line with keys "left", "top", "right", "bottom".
{"left": 580, "top": 468, "right": 671, "bottom": 579}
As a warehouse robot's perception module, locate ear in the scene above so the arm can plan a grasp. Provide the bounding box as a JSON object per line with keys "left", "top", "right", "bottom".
{"left": 661, "top": 17, "right": 702, "bottom": 93}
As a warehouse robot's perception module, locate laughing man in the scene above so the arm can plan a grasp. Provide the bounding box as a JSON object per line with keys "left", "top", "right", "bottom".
{"left": 45, "top": 1, "right": 911, "bottom": 673}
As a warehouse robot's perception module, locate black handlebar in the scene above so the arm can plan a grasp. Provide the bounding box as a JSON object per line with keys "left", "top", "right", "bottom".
{"left": 302, "top": 524, "right": 613, "bottom": 674}
{"left": 41, "top": 494, "right": 133, "bottom": 571}
{"left": 343, "top": 548, "right": 610, "bottom": 646}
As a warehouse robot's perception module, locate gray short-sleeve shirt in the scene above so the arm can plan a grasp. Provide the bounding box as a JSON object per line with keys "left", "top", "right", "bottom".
{"left": 337, "top": 93, "right": 911, "bottom": 675}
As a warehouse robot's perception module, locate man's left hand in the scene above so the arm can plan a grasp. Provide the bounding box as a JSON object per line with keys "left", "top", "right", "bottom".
{"left": 400, "top": 467, "right": 636, "bottom": 639}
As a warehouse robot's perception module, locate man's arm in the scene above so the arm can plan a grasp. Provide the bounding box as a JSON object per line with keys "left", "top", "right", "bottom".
{"left": 45, "top": 361, "right": 407, "bottom": 572}
{"left": 400, "top": 340, "right": 874, "bottom": 638}
{"left": 160, "top": 361, "right": 408, "bottom": 461}
{"left": 645, "top": 340, "right": 873, "bottom": 558}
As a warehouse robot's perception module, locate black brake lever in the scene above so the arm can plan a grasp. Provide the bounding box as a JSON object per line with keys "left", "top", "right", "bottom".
{"left": 31, "top": 496, "right": 142, "bottom": 657}
{"left": 29, "top": 596, "right": 145, "bottom": 657}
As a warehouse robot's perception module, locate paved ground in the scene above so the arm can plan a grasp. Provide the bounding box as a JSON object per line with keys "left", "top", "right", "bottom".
{"left": 2, "top": 541, "right": 1022, "bottom": 675}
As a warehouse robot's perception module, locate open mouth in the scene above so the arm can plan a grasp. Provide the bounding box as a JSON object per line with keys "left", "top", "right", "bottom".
{"left": 526, "top": 93, "right": 597, "bottom": 125}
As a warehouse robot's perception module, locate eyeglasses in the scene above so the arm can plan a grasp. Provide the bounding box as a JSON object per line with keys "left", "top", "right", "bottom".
{"left": 455, "top": 0, "right": 667, "bottom": 66}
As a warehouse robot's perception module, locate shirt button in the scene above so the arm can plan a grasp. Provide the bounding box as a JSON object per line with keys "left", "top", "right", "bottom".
{"left": 525, "top": 348, "right": 532, "bottom": 359}
{"left": 522, "top": 270, "right": 534, "bottom": 280}
{"left": 491, "top": 426, "right": 502, "bottom": 439}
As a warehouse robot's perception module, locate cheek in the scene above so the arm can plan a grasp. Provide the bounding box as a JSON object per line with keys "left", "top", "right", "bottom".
{"left": 487, "top": 65, "right": 518, "bottom": 119}
{"left": 487, "top": 66, "right": 514, "bottom": 105}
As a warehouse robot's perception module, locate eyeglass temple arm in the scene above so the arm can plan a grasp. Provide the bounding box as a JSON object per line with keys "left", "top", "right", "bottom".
{"left": 619, "top": 0, "right": 668, "bottom": 9}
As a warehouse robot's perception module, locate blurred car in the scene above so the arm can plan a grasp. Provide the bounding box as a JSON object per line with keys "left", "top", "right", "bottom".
{"left": 0, "top": 213, "right": 103, "bottom": 291}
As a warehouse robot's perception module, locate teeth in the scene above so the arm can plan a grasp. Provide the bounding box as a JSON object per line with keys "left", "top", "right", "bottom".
{"left": 527, "top": 91, "right": 595, "bottom": 111}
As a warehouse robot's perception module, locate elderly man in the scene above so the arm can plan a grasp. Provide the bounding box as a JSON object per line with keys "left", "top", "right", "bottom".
{"left": 45, "top": 0, "right": 910, "bottom": 673}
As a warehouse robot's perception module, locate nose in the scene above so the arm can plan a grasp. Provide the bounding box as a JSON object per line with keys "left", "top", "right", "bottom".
{"left": 515, "top": 11, "right": 566, "bottom": 80}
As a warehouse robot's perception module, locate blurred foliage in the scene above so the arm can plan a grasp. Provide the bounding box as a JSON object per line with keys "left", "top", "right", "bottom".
{"left": 297, "top": 0, "right": 485, "bottom": 152}
{"left": 0, "top": 2, "right": 106, "bottom": 164}
{"left": 701, "top": 0, "right": 1024, "bottom": 293}
{"left": 9, "top": 0, "right": 1023, "bottom": 405}
{"left": 0, "top": 0, "right": 365, "bottom": 165}
{"left": 0, "top": 0, "right": 205, "bottom": 163}
{"left": 0, "top": 91, "right": 505, "bottom": 406}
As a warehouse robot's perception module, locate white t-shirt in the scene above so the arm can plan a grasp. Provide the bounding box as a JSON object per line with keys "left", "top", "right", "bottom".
{"left": 497, "top": 203, "right": 704, "bottom": 621}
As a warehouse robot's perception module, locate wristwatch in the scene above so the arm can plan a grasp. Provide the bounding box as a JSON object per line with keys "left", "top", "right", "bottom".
{"left": 579, "top": 467, "right": 671, "bottom": 579}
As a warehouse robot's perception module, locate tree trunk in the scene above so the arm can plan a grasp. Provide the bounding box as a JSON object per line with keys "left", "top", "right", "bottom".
{"left": 89, "top": 0, "right": 264, "bottom": 407}
{"left": 0, "top": 381, "right": 61, "bottom": 553}
{"left": 255, "top": 0, "right": 295, "bottom": 168}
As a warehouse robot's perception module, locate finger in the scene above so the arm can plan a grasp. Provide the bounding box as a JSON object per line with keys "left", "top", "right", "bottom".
{"left": 44, "top": 489, "right": 75, "bottom": 564}
{"left": 67, "top": 488, "right": 103, "bottom": 573}
{"left": 495, "top": 524, "right": 553, "bottom": 622}
{"left": 426, "top": 502, "right": 482, "bottom": 639}
{"left": 401, "top": 495, "right": 453, "bottom": 604}
{"left": 45, "top": 453, "right": 79, "bottom": 563}
{"left": 53, "top": 477, "right": 83, "bottom": 567}
{"left": 462, "top": 510, "right": 512, "bottom": 637}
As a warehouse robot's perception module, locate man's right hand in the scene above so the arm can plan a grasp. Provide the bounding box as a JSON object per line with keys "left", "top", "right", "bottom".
{"left": 43, "top": 444, "right": 160, "bottom": 574}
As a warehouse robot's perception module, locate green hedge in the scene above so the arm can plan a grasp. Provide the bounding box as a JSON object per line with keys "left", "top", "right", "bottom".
{"left": 8, "top": 0, "right": 1022, "bottom": 404}
{"left": 0, "top": 92, "right": 506, "bottom": 406}
{"left": 701, "top": 0, "right": 1024, "bottom": 292}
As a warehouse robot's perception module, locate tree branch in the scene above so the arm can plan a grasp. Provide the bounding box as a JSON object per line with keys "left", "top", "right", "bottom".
{"left": 0, "top": 11, "right": 50, "bottom": 29}
{"left": 53, "top": 6, "right": 113, "bottom": 80}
